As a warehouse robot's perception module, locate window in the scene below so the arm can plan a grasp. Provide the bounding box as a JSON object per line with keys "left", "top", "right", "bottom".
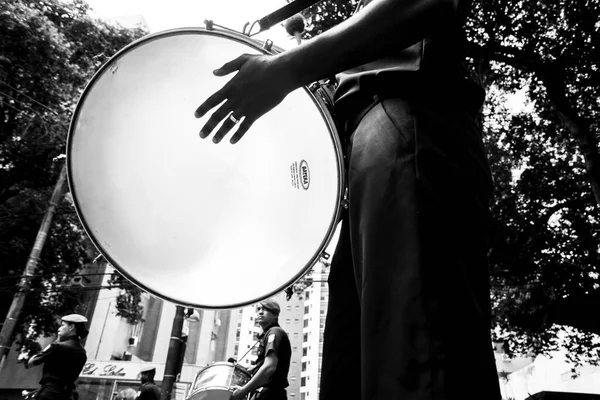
{"left": 304, "top": 306, "right": 309, "bottom": 314}
{"left": 303, "top": 333, "right": 308, "bottom": 342}
{"left": 302, "top": 348, "right": 307, "bottom": 356}
{"left": 302, "top": 362, "right": 307, "bottom": 371}
{"left": 301, "top": 377, "right": 306, "bottom": 387}
{"left": 303, "top": 319, "right": 309, "bottom": 328}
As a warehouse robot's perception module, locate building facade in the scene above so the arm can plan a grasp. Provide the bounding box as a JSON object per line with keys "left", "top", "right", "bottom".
{"left": 0, "top": 262, "right": 319, "bottom": 400}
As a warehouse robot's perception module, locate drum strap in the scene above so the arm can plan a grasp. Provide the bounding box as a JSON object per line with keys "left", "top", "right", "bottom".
{"left": 255, "top": 0, "right": 325, "bottom": 33}
{"left": 237, "top": 340, "right": 260, "bottom": 365}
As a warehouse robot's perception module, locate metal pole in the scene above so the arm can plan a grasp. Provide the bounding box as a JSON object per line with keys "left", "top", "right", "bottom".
{"left": 161, "top": 306, "right": 184, "bottom": 400}
{"left": 0, "top": 164, "right": 68, "bottom": 371}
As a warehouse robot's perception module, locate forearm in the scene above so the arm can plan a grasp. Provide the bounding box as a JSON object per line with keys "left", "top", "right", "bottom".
{"left": 240, "top": 363, "right": 276, "bottom": 395}
{"left": 272, "top": 0, "right": 458, "bottom": 87}
{"left": 27, "top": 354, "right": 42, "bottom": 367}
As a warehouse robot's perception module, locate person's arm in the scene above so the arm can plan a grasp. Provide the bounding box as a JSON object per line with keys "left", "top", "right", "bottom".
{"left": 27, "top": 343, "right": 57, "bottom": 368}
{"left": 230, "top": 353, "right": 278, "bottom": 400}
{"left": 195, "top": 0, "right": 461, "bottom": 144}
{"left": 27, "top": 353, "right": 44, "bottom": 368}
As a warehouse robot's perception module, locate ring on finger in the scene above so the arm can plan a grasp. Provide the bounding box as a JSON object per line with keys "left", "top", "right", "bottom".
{"left": 229, "top": 113, "right": 241, "bottom": 124}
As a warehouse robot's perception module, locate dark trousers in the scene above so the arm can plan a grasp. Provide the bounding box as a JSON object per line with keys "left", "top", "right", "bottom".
{"left": 319, "top": 94, "right": 502, "bottom": 400}
{"left": 36, "top": 383, "right": 71, "bottom": 400}
{"left": 251, "top": 387, "right": 287, "bottom": 400}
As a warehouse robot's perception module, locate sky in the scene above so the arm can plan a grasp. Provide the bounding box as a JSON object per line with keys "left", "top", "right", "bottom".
{"left": 85, "top": 0, "right": 296, "bottom": 49}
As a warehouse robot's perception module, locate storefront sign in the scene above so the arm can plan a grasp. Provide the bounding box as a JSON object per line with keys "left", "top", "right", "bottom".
{"left": 80, "top": 361, "right": 163, "bottom": 380}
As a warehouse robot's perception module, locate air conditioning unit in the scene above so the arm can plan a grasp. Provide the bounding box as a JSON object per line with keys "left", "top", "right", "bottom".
{"left": 128, "top": 336, "right": 139, "bottom": 347}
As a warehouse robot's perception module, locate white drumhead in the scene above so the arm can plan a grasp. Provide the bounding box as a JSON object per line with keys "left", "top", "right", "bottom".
{"left": 67, "top": 28, "right": 343, "bottom": 308}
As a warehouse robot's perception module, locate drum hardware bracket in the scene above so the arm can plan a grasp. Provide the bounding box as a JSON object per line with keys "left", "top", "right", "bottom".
{"left": 342, "top": 187, "right": 349, "bottom": 209}
{"left": 204, "top": 20, "right": 242, "bottom": 34}
{"left": 320, "top": 252, "right": 331, "bottom": 267}
{"left": 262, "top": 39, "right": 274, "bottom": 52}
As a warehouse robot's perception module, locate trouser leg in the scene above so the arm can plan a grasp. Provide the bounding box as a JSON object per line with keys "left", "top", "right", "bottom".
{"left": 319, "top": 216, "right": 361, "bottom": 400}
{"left": 346, "top": 97, "right": 501, "bottom": 400}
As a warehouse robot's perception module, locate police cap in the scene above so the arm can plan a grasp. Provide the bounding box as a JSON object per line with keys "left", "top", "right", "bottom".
{"left": 62, "top": 314, "right": 88, "bottom": 323}
{"left": 260, "top": 299, "right": 281, "bottom": 316}
{"left": 140, "top": 366, "right": 156, "bottom": 374}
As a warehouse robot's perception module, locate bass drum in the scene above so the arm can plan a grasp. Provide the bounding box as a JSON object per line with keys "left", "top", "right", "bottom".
{"left": 67, "top": 27, "right": 344, "bottom": 308}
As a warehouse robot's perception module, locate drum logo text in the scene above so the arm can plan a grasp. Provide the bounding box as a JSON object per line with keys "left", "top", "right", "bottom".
{"left": 300, "top": 160, "right": 310, "bottom": 190}
{"left": 290, "top": 160, "right": 310, "bottom": 190}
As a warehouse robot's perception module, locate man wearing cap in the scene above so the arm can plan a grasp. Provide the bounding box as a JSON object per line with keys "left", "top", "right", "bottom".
{"left": 231, "top": 299, "right": 291, "bottom": 400}
{"left": 27, "top": 314, "right": 89, "bottom": 400}
{"left": 137, "top": 366, "right": 161, "bottom": 400}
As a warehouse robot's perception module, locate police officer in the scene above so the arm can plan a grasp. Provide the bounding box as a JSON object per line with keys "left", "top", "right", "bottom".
{"left": 231, "top": 299, "right": 291, "bottom": 400}
{"left": 137, "top": 366, "right": 161, "bottom": 400}
{"left": 27, "top": 314, "right": 88, "bottom": 400}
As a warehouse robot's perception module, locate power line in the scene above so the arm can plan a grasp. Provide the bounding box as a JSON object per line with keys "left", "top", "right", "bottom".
{"left": 0, "top": 99, "right": 27, "bottom": 115}
{"left": 0, "top": 89, "right": 44, "bottom": 116}
{"left": 0, "top": 272, "right": 115, "bottom": 283}
{"left": 0, "top": 80, "right": 61, "bottom": 116}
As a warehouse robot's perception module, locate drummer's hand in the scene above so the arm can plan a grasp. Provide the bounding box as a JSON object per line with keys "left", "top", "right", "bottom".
{"left": 229, "top": 387, "right": 248, "bottom": 400}
{"left": 194, "top": 53, "right": 296, "bottom": 144}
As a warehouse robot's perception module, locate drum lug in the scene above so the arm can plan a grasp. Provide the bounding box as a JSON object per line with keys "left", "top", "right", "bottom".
{"left": 320, "top": 252, "right": 331, "bottom": 267}
{"left": 342, "top": 187, "right": 349, "bottom": 209}
{"left": 204, "top": 20, "right": 214, "bottom": 30}
{"left": 262, "top": 39, "right": 273, "bottom": 52}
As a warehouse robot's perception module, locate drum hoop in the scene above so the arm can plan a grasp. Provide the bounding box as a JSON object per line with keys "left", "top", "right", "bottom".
{"left": 66, "top": 27, "right": 345, "bottom": 309}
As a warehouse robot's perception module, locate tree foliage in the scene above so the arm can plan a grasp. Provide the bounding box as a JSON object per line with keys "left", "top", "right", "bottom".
{"left": 106, "top": 270, "right": 145, "bottom": 325}
{"left": 298, "top": 0, "right": 600, "bottom": 365}
{"left": 0, "top": 0, "right": 147, "bottom": 346}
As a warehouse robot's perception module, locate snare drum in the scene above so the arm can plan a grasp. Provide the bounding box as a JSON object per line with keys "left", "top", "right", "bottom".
{"left": 67, "top": 27, "right": 344, "bottom": 308}
{"left": 188, "top": 362, "right": 251, "bottom": 400}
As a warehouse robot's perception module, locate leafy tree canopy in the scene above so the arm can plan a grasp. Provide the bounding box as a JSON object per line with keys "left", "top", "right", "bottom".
{"left": 0, "top": 0, "right": 147, "bottom": 349}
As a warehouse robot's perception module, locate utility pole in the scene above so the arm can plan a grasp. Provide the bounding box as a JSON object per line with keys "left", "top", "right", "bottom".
{"left": 0, "top": 164, "right": 67, "bottom": 372}
{"left": 161, "top": 306, "right": 185, "bottom": 400}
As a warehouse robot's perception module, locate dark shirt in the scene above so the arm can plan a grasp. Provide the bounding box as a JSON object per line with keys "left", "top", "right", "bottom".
{"left": 34, "top": 335, "right": 87, "bottom": 390}
{"left": 254, "top": 323, "right": 291, "bottom": 389}
{"left": 138, "top": 382, "right": 161, "bottom": 400}
{"left": 335, "top": 0, "right": 478, "bottom": 109}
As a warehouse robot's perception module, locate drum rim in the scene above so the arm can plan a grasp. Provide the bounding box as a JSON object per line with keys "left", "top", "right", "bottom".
{"left": 66, "top": 27, "right": 345, "bottom": 309}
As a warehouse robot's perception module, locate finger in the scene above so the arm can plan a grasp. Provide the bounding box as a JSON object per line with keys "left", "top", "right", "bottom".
{"left": 212, "top": 115, "right": 239, "bottom": 144}
{"left": 199, "top": 104, "right": 231, "bottom": 139}
{"left": 213, "top": 54, "right": 249, "bottom": 77}
{"left": 229, "top": 118, "right": 255, "bottom": 144}
{"left": 195, "top": 90, "right": 226, "bottom": 119}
